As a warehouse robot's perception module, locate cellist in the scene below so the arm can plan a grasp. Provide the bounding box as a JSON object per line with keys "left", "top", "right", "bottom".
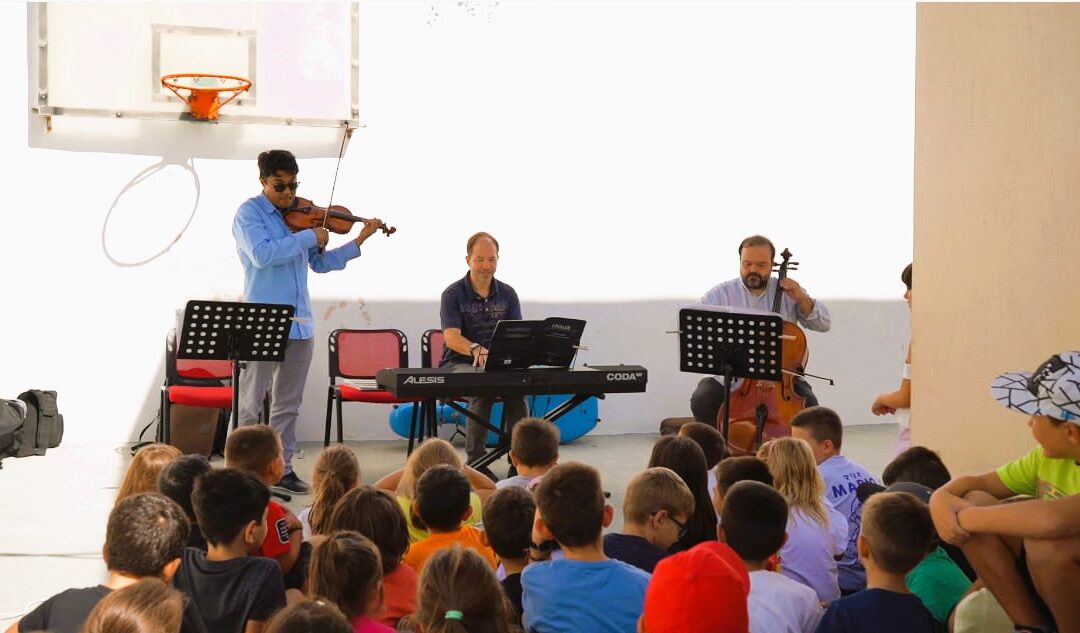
{"left": 689, "top": 235, "right": 832, "bottom": 425}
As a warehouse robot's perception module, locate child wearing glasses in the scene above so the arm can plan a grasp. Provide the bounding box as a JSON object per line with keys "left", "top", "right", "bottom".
{"left": 603, "top": 467, "right": 694, "bottom": 573}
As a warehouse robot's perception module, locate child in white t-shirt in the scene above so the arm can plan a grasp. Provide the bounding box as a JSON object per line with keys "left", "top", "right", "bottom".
{"left": 720, "top": 480, "right": 823, "bottom": 633}
{"left": 759, "top": 438, "right": 847, "bottom": 603}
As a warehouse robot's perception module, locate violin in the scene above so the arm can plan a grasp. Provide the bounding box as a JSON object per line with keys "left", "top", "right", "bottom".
{"left": 282, "top": 197, "right": 396, "bottom": 236}
{"left": 722, "top": 248, "right": 810, "bottom": 455}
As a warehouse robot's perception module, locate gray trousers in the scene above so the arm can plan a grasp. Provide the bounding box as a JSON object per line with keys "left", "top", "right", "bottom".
{"left": 238, "top": 337, "right": 314, "bottom": 474}
{"left": 467, "top": 395, "right": 529, "bottom": 463}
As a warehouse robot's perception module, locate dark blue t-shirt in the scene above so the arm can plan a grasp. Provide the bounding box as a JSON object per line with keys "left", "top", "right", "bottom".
{"left": 439, "top": 272, "right": 521, "bottom": 366}
{"left": 603, "top": 532, "right": 669, "bottom": 573}
{"left": 815, "top": 588, "right": 941, "bottom": 633}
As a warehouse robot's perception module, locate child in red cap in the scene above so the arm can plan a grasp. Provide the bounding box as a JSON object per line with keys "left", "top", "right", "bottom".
{"left": 639, "top": 540, "right": 750, "bottom": 633}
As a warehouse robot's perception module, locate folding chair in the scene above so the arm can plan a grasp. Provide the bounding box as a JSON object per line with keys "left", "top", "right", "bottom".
{"left": 159, "top": 330, "right": 233, "bottom": 446}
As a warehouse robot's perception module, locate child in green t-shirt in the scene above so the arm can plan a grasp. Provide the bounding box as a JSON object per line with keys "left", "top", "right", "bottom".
{"left": 929, "top": 351, "right": 1080, "bottom": 633}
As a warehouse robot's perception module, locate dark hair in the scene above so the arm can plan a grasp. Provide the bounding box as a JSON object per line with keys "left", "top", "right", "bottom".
{"left": 466, "top": 232, "right": 500, "bottom": 255}
{"left": 901, "top": 263, "right": 912, "bottom": 290}
{"left": 225, "top": 425, "right": 282, "bottom": 476}
{"left": 309, "top": 445, "right": 361, "bottom": 537}
{"left": 882, "top": 446, "right": 952, "bottom": 490}
{"left": 415, "top": 465, "right": 472, "bottom": 532}
{"left": 738, "top": 235, "right": 776, "bottom": 259}
{"left": 648, "top": 436, "right": 716, "bottom": 549}
{"left": 258, "top": 150, "right": 298, "bottom": 179}
{"left": 510, "top": 418, "right": 559, "bottom": 468}
{"left": 720, "top": 481, "right": 789, "bottom": 562}
{"left": 716, "top": 456, "right": 774, "bottom": 497}
{"left": 157, "top": 454, "right": 212, "bottom": 520}
{"left": 192, "top": 469, "right": 270, "bottom": 546}
{"left": 677, "top": 422, "right": 728, "bottom": 469}
{"left": 414, "top": 546, "right": 514, "bottom": 633}
{"left": 790, "top": 406, "right": 844, "bottom": 451}
{"left": 81, "top": 578, "right": 184, "bottom": 633}
{"left": 861, "top": 492, "right": 936, "bottom": 575}
{"left": 106, "top": 493, "right": 189, "bottom": 577}
{"left": 308, "top": 531, "right": 383, "bottom": 620}
{"left": 534, "top": 462, "right": 605, "bottom": 548}
{"left": 264, "top": 600, "right": 352, "bottom": 633}
{"left": 328, "top": 486, "right": 411, "bottom": 574}
{"left": 482, "top": 487, "right": 536, "bottom": 561}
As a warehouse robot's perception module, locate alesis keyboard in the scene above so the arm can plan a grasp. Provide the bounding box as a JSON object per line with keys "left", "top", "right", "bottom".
{"left": 375, "top": 364, "right": 648, "bottom": 399}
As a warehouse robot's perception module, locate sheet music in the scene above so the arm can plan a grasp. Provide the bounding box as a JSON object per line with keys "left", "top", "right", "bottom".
{"left": 340, "top": 378, "right": 380, "bottom": 391}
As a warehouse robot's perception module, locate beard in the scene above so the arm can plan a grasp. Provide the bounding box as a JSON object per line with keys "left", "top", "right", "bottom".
{"left": 742, "top": 272, "right": 767, "bottom": 290}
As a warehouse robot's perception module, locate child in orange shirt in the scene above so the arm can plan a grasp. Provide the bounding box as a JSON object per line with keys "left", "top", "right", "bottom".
{"left": 403, "top": 465, "right": 496, "bottom": 572}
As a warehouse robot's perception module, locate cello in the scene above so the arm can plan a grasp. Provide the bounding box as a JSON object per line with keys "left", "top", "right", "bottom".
{"left": 720, "top": 248, "right": 810, "bottom": 455}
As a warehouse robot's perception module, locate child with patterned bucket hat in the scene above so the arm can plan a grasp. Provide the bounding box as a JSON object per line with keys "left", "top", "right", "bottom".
{"left": 929, "top": 351, "right": 1080, "bottom": 633}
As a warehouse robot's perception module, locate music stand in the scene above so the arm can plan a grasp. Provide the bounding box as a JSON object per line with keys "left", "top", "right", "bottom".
{"left": 677, "top": 306, "right": 784, "bottom": 443}
{"left": 176, "top": 300, "right": 296, "bottom": 429}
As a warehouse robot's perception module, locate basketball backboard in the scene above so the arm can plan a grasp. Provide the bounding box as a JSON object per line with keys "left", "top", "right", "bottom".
{"left": 28, "top": 2, "right": 359, "bottom": 158}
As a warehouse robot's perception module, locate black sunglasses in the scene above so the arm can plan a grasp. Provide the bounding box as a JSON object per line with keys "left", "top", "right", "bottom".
{"left": 268, "top": 181, "right": 299, "bottom": 192}
{"left": 658, "top": 512, "right": 689, "bottom": 540}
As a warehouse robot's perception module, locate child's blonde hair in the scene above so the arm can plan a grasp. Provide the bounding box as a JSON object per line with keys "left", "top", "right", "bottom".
{"left": 396, "top": 438, "right": 463, "bottom": 498}
{"left": 760, "top": 437, "right": 829, "bottom": 525}
{"left": 115, "top": 443, "right": 181, "bottom": 505}
{"left": 308, "top": 445, "right": 361, "bottom": 537}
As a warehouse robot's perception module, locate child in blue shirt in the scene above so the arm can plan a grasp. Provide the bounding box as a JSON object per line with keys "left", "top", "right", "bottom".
{"left": 522, "top": 462, "right": 651, "bottom": 633}
{"left": 791, "top": 406, "right": 877, "bottom": 593}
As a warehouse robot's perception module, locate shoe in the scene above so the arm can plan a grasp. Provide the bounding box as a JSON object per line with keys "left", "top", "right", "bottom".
{"left": 475, "top": 465, "right": 499, "bottom": 483}
{"left": 273, "top": 471, "right": 310, "bottom": 495}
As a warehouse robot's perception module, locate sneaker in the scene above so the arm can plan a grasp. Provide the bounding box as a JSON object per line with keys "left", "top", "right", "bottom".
{"left": 273, "top": 471, "right": 310, "bottom": 495}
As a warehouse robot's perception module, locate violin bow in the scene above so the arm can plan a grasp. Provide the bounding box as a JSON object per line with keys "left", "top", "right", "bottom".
{"left": 318, "top": 127, "right": 352, "bottom": 251}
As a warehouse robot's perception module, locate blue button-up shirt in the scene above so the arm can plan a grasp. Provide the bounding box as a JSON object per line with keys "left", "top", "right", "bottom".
{"left": 233, "top": 194, "right": 362, "bottom": 339}
{"left": 439, "top": 272, "right": 522, "bottom": 366}
{"left": 700, "top": 276, "right": 831, "bottom": 332}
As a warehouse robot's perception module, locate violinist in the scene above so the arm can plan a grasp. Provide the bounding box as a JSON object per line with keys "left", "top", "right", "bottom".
{"left": 689, "top": 235, "right": 832, "bottom": 425}
{"left": 232, "top": 149, "right": 385, "bottom": 494}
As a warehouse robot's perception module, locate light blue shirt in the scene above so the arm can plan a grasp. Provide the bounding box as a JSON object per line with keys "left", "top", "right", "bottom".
{"left": 233, "top": 194, "right": 361, "bottom": 339}
{"left": 700, "top": 277, "right": 831, "bottom": 332}
{"left": 819, "top": 455, "right": 878, "bottom": 592}
{"left": 522, "top": 558, "right": 650, "bottom": 633}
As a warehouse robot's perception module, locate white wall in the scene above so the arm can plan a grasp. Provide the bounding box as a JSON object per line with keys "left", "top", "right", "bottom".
{"left": 2, "top": 2, "right": 914, "bottom": 447}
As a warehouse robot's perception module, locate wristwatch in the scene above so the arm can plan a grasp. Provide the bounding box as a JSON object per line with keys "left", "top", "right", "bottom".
{"left": 469, "top": 342, "right": 480, "bottom": 354}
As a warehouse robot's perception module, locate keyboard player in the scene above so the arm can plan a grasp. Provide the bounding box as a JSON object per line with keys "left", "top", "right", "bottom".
{"left": 439, "top": 231, "right": 529, "bottom": 478}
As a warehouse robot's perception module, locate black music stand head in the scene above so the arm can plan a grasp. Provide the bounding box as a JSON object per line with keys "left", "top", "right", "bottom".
{"left": 177, "top": 300, "right": 296, "bottom": 429}
{"left": 677, "top": 305, "right": 784, "bottom": 442}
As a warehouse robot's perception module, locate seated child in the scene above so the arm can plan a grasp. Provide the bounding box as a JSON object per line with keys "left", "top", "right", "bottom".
{"left": 299, "top": 444, "right": 359, "bottom": 539}
{"left": 859, "top": 482, "right": 970, "bottom": 627}
{"left": 115, "top": 443, "right": 181, "bottom": 505}
{"left": 373, "top": 438, "right": 491, "bottom": 542}
{"left": 715, "top": 456, "right": 775, "bottom": 509}
{"left": 639, "top": 540, "right": 750, "bottom": 633}
{"left": 648, "top": 435, "right": 717, "bottom": 551}
{"left": 497, "top": 417, "right": 559, "bottom": 490}
{"left": 307, "top": 531, "right": 393, "bottom": 633}
{"left": 816, "top": 492, "right": 938, "bottom": 633}
{"left": 403, "top": 465, "right": 496, "bottom": 572}
{"left": 760, "top": 437, "right": 848, "bottom": 603}
{"left": 930, "top": 351, "right": 1080, "bottom": 633}
{"left": 173, "top": 469, "right": 287, "bottom": 633}
{"left": 225, "top": 426, "right": 306, "bottom": 589}
{"left": 327, "top": 486, "right": 416, "bottom": 628}
{"left": 522, "top": 462, "right": 651, "bottom": 633}
{"left": 721, "top": 481, "right": 823, "bottom": 633}
{"left": 158, "top": 454, "right": 213, "bottom": 550}
{"left": 409, "top": 546, "right": 518, "bottom": 632}
{"left": 603, "top": 467, "right": 694, "bottom": 572}
{"left": 677, "top": 421, "right": 728, "bottom": 500}
{"left": 9, "top": 493, "right": 188, "bottom": 633}
{"left": 481, "top": 486, "right": 537, "bottom": 623}
{"left": 791, "top": 406, "right": 878, "bottom": 593}
{"left": 264, "top": 600, "right": 353, "bottom": 633}
{"left": 80, "top": 578, "right": 184, "bottom": 633}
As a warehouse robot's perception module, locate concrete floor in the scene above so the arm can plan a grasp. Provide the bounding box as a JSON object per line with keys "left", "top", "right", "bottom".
{"left": 0, "top": 424, "right": 898, "bottom": 625}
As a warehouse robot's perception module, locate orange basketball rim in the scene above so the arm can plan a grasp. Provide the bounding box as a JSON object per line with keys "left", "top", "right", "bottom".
{"left": 160, "top": 73, "right": 253, "bottom": 120}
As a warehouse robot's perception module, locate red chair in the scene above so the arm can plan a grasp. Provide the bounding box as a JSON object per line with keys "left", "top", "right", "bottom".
{"left": 421, "top": 328, "right": 445, "bottom": 368}
{"left": 325, "top": 329, "right": 424, "bottom": 447}
{"left": 159, "top": 330, "right": 233, "bottom": 446}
